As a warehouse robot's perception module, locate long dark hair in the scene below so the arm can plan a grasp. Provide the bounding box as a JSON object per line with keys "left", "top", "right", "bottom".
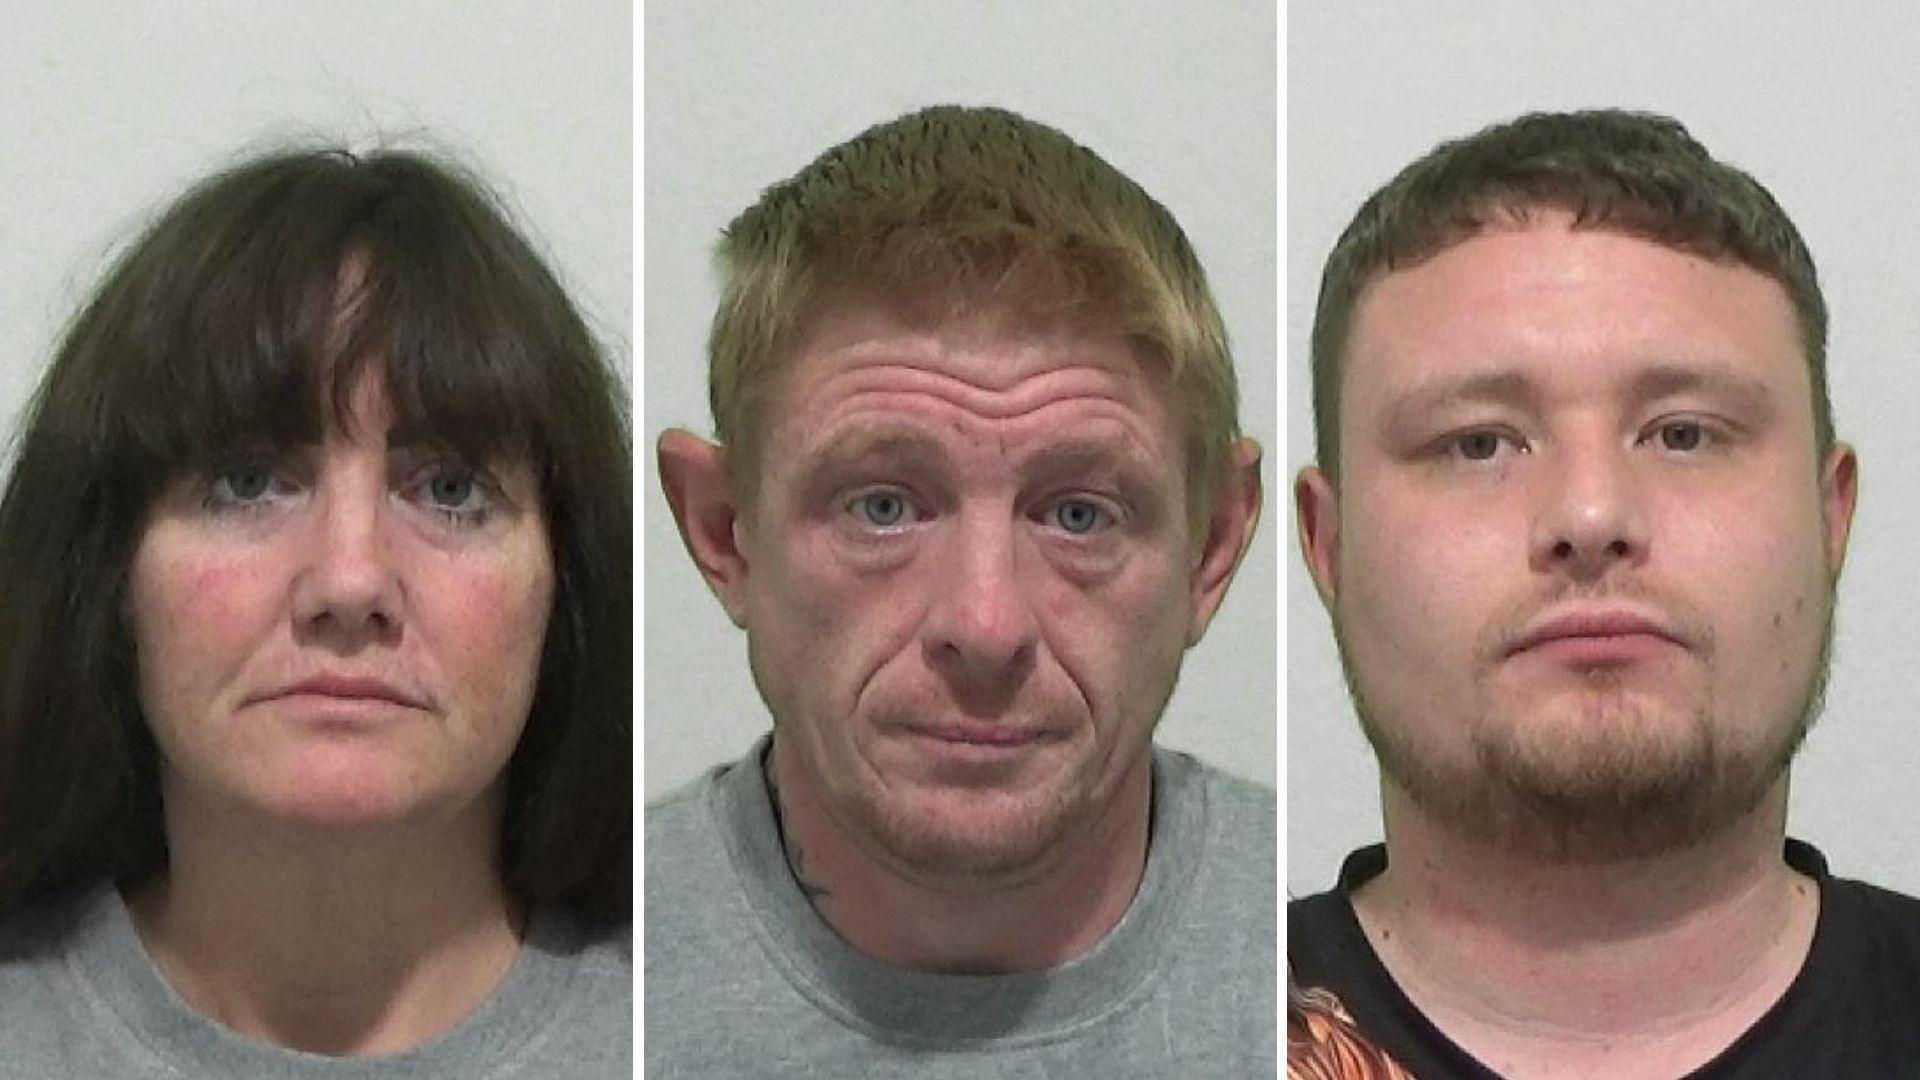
{"left": 0, "top": 148, "right": 630, "bottom": 922}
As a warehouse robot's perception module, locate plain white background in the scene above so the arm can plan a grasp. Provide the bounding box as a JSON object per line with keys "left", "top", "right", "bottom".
{"left": 0, "top": 3, "right": 630, "bottom": 469}
{"left": 1289, "top": 2, "right": 1920, "bottom": 897}
{"left": 644, "top": 1, "right": 1277, "bottom": 796}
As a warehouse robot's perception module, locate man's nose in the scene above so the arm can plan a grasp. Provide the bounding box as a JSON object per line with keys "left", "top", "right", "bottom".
{"left": 290, "top": 480, "right": 404, "bottom": 647}
{"left": 1529, "top": 440, "right": 1649, "bottom": 580}
{"left": 922, "top": 516, "right": 1039, "bottom": 699}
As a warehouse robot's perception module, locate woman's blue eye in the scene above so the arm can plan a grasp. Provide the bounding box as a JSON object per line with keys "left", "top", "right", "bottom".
{"left": 414, "top": 465, "right": 498, "bottom": 527}
{"left": 854, "top": 491, "right": 909, "bottom": 527}
{"left": 217, "top": 463, "right": 274, "bottom": 495}
{"left": 427, "top": 469, "right": 478, "bottom": 508}
{"left": 207, "top": 464, "right": 281, "bottom": 507}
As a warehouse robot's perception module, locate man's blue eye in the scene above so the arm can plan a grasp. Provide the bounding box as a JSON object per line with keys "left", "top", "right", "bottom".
{"left": 855, "top": 492, "right": 908, "bottom": 527}
{"left": 1052, "top": 499, "right": 1106, "bottom": 534}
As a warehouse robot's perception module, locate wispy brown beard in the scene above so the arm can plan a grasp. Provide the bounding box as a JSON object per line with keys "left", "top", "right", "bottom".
{"left": 1334, "top": 600, "right": 1832, "bottom": 864}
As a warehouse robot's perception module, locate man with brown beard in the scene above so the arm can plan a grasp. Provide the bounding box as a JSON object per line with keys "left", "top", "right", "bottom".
{"left": 1291, "top": 109, "right": 1920, "bottom": 1078}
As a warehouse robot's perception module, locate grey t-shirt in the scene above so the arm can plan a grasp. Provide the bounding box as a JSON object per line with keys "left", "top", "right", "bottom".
{"left": 0, "top": 883, "right": 630, "bottom": 1078}
{"left": 644, "top": 737, "right": 1276, "bottom": 1077}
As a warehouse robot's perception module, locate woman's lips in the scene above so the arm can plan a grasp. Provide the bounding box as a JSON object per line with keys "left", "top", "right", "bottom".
{"left": 246, "top": 674, "right": 432, "bottom": 727}
{"left": 256, "top": 674, "right": 429, "bottom": 710}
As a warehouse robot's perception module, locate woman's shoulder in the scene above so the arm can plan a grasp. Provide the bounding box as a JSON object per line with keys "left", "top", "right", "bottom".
{"left": 0, "top": 885, "right": 120, "bottom": 1075}
{"left": 532, "top": 902, "right": 632, "bottom": 979}
{"left": 0, "top": 883, "right": 105, "bottom": 963}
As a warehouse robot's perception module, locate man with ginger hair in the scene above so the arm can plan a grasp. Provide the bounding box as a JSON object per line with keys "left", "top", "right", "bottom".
{"left": 1291, "top": 109, "right": 1920, "bottom": 1078}
{"left": 648, "top": 105, "right": 1271, "bottom": 1074}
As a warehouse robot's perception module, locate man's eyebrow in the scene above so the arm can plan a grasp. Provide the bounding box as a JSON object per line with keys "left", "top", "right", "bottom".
{"left": 1384, "top": 370, "right": 1539, "bottom": 430}
{"left": 1381, "top": 365, "right": 1780, "bottom": 431}
{"left": 803, "top": 424, "right": 948, "bottom": 469}
{"left": 1627, "top": 364, "right": 1777, "bottom": 413}
{"left": 1018, "top": 431, "right": 1154, "bottom": 475}
{"left": 799, "top": 425, "right": 1152, "bottom": 479}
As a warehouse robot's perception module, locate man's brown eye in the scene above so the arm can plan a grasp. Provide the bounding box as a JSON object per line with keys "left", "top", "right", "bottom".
{"left": 1456, "top": 432, "right": 1501, "bottom": 460}
{"left": 1660, "top": 421, "right": 1705, "bottom": 451}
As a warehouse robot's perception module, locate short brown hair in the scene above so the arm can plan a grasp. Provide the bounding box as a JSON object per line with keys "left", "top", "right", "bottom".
{"left": 710, "top": 104, "right": 1240, "bottom": 519}
{"left": 0, "top": 148, "right": 630, "bottom": 921}
{"left": 1310, "top": 109, "right": 1829, "bottom": 481}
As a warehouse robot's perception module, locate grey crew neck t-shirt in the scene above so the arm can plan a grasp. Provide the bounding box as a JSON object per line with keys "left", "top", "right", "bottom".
{"left": 0, "top": 883, "right": 629, "bottom": 1078}
{"left": 644, "top": 736, "right": 1276, "bottom": 1077}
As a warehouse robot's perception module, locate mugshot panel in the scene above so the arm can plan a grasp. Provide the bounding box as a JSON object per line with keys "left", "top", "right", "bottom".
{"left": 0, "top": 5, "right": 631, "bottom": 1073}
{"left": 643, "top": 0, "right": 1277, "bottom": 799}
{"left": 1287, "top": 1, "right": 1920, "bottom": 899}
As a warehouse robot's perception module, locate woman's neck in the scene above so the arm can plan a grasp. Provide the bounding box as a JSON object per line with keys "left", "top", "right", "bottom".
{"left": 125, "top": 792, "right": 524, "bottom": 1056}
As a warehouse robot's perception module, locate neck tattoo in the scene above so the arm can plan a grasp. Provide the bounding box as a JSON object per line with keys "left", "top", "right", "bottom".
{"left": 763, "top": 747, "right": 833, "bottom": 903}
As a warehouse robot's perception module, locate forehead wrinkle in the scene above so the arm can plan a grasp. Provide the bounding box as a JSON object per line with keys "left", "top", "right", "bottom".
{"left": 805, "top": 389, "right": 1159, "bottom": 467}
{"left": 806, "top": 354, "right": 1142, "bottom": 419}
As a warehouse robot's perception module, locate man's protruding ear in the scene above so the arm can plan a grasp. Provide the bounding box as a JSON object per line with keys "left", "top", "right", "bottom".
{"left": 658, "top": 429, "right": 751, "bottom": 628}
{"left": 1294, "top": 465, "right": 1340, "bottom": 609}
{"left": 1821, "top": 441, "right": 1860, "bottom": 578}
{"left": 1186, "top": 437, "right": 1263, "bottom": 646}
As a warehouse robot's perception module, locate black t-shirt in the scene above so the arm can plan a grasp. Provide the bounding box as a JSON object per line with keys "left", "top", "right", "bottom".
{"left": 1290, "top": 840, "right": 1920, "bottom": 1079}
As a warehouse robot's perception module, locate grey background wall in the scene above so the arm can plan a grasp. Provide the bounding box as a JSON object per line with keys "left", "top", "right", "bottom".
{"left": 1, "top": 3, "right": 631, "bottom": 469}
{"left": 1289, "top": 2, "right": 1920, "bottom": 897}
{"left": 645, "top": 2, "right": 1277, "bottom": 796}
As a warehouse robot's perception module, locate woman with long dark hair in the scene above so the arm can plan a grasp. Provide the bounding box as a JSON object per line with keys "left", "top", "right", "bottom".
{"left": 0, "top": 148, "right": 630, "bottom": 1074}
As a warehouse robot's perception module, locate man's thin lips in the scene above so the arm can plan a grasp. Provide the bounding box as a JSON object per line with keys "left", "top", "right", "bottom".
{"left": 1506, "top": 610, "right": 1687, "bottom": 656}
{"left": 898, "top": 721, "right": 1058, "bottom": 747}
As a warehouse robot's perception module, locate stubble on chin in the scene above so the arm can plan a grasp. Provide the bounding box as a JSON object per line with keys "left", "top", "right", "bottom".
{"left": 829, "top": 756, "right": 1095, "bottom": 889}
{"left": 1337, "top": 605, "right": 1832, "bottom": 865}
{"left": 801, "top": 688, "right": 1145, "bottom": 890}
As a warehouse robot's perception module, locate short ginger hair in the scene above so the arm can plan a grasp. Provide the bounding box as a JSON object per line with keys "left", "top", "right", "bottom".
{"left": 709, "top": 104, "right": 1242, "bottom": 521}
